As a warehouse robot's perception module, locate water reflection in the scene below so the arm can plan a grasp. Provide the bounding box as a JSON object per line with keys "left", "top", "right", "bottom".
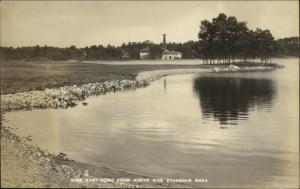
{"left": 163, "top": 79, "right": 167, "bottom": 91}
{"left": 193, "top": 76, "right": 276, "bottom": 125}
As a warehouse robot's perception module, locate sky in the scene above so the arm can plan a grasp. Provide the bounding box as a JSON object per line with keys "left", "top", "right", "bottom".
{"left": 1, "top": 1, "right": 299, "bottom": 48}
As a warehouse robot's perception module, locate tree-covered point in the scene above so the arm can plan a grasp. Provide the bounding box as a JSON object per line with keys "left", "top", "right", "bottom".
{"left": 196, "top": 13, "right": 299, "bottom": 63}
{"left": 0, "top": 13, "right": 298, "bottom": 62}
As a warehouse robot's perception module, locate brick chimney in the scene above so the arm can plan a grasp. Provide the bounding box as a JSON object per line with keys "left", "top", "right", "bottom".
{"left": 163, "top": 34, "right": 166, "bottom": 52}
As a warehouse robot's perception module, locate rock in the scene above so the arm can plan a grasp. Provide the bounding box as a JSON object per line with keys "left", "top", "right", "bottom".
{"left": 228, "top": 65, "right": 240, "bottom": 71}
{"left": 58, "top": 152, "right": 67, "bottom": 159}
{"left": 212, "top": 67, "right": 221, "bottom": 72}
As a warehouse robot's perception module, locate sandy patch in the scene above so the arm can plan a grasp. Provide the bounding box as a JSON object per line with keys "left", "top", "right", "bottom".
{"left": 136, "top": 68, "right": 210, "bottom": 81}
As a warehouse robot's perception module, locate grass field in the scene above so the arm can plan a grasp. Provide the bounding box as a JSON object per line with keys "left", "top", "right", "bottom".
{"left": 0, "top": 61, "right": 209, "bottom": 94}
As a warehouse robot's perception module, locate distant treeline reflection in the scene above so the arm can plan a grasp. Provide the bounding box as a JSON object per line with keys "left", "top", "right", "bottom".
{"left": 193, "top": 76, "right": 276, "bottom": 125}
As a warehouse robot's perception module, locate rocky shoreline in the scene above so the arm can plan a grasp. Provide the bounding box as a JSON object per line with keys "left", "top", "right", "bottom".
{"left": 211, "top": 65, "right": 284, "bottom": 72}
{"left": 2, "top": 126, "right": 184, "bottom": 188}
{"left": 1, "top": 79, "right": 149, "bottom": 112}
{"left": 1, "top": 124, "right": 190, "bottom": 188}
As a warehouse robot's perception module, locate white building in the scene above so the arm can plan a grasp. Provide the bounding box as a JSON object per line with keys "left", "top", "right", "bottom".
{"left": 162, "top": 50, "right": 182, "bottom": 60}
{"left": 139, "top": 47, "right": 150, "bottom": 59}
{"left": 161, "top": 34, "right": 182, "bottom": 60}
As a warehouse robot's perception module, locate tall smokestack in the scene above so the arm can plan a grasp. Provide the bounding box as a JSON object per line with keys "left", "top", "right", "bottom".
{"left": 163, "top": 34, "right": 166, "bottom": 52}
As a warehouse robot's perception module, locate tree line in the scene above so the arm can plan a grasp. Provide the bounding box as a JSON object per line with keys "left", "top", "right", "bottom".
{"left": 0, "top": 41, "right": 200, "bottom": 61}
{"left": 0, "top": 13, "right": 298, "bottom": 62}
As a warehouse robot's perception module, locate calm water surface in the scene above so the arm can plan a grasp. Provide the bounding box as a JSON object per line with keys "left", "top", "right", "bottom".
{"left": 5, "top": 58, "right": 299, "bottom": 188}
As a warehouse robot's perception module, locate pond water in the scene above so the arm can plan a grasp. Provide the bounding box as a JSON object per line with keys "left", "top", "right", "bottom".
{"left": 5, "top": 58, "right": 299, "bottom": 188}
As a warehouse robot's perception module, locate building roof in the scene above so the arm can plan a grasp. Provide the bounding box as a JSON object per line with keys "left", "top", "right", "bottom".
{"left": 162, "top": 50, "right": 182, "bottom": 55}
{"left": 139, "top": 47, "right": 150, "bottom": 52}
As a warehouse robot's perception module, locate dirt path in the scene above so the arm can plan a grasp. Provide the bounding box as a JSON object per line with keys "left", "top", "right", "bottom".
{"left": 136, "top": 68, "right": 210, "bottom": 81}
